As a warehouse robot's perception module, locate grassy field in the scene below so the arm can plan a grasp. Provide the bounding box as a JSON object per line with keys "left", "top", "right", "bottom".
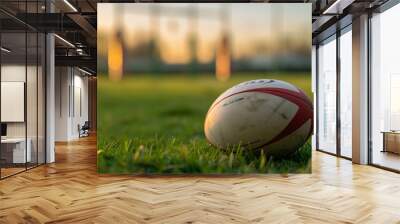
{"left": 97, "top": 73, "right": 312, "bottom": 174}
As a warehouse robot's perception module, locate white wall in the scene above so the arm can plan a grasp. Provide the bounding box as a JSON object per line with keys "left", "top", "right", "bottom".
{"left": 1, "top": 65, "right": 26, "bottom": 81}
{"left": 55, "top": 67, "right": 89, "bottom": 141}
{"left": 71, "top": 73, "right": 89, "bottom": 138}
{"left": 55, "top": 67, "right": 70, "bottom": 141}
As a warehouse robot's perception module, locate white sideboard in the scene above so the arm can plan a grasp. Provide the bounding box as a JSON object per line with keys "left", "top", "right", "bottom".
{"left": 1, "top": 138, "right": 32, "bottom": 163}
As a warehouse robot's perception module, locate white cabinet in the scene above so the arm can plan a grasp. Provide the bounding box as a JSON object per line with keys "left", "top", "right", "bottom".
{"left": 1, "top": 138, "right": 32, "bottom": 163}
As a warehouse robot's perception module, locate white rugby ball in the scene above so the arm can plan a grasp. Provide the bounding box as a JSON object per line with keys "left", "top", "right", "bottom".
{"left": 204, "top": 79, "right": 313, "bottom": 157}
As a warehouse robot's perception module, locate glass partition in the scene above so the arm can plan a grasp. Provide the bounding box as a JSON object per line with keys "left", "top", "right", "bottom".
{"left": 27, "top": 31, "right": 38, "bottom": 169}
{"left": 317, "top": 35, "right": 337, "bottom": 154}
{"left": 1, "top": 31, "right": 28, "bottom": 177}
{"left": 0, "top": 3, "right": 46, "bottom": 179}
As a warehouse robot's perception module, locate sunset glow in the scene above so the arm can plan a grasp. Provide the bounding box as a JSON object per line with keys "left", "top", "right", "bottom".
{"left": 108, "top": 36, "right": 123, "bottom": 81}
{"left": 97, "top": 3, "right": 311, "bottom": 78}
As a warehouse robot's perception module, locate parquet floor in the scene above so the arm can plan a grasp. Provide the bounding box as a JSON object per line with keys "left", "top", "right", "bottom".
{"left": 1, "top": 167, "right": 26, "bottom": 178}
{"left": 1, "top": 135, "right": 400, "bottom": 224}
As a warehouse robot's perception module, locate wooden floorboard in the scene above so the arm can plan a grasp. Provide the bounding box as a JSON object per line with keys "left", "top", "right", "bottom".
{"left": 1, "top": 135, "right": 400, "bottom": 223}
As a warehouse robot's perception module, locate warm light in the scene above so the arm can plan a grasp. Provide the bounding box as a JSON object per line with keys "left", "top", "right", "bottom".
{"left": 54, "top": 34, "right": 75, "bottom": 48}
{"left": 322, "top": 0, "right": 354, "bottom": 15}
{"left": 78, "top": 67, "right": 93, "bottom": 76}
{"left": 108, "top": 36, "right": 124, "bottom": 81}
{"left": 1, "top": 47, "right": 11, "bottom": 53}
{"left": 63, "top": 0, "right": 78, "bottom": 12}
{"left": 216, "top": 35, "right": 231, "bottom": 81}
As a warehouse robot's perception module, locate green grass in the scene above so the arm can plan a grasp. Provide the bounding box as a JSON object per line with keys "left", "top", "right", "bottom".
{"left": 97, "top": 73, "right": 312, "bottom": 174}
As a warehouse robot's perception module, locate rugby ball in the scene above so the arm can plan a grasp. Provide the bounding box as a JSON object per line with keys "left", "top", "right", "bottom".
{"left": 204, "top": 79, "right": 313, "bottom": 157}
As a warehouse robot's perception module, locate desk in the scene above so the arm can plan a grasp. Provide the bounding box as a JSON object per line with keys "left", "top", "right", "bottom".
{"left": 382, "top": 131, "right": 400, "bottom": 155}
{"left": 1, "top": 138, "right": 31, "bottom": 163}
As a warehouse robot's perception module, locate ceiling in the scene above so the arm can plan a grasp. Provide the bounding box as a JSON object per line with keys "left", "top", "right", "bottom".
{"left": 311, "top": 0, "right": 389, "bottom": 43}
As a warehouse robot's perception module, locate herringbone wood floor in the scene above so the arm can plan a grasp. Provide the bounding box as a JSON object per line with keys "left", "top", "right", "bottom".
{"left": 1, "top": 135, "right": 400, "bottom": 224}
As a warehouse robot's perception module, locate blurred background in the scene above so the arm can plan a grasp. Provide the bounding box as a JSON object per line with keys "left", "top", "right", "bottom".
{"left": 97, "top": 3, "right": 312, "bottom": 174}
{"left": 97, "top": 3, "right": 311, "bottom": 81}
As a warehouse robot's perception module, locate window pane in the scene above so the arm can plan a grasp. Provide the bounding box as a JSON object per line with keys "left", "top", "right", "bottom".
{"left": 339, "top": 29, "right": 352, "bottom": 158}
{"left": 317, "top": 37, "right": 337, "bottom": 154}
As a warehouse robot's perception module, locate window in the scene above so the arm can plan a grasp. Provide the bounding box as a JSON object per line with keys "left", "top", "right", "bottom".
{"left": 317, "top": 35, "right": 337, "bottom": 154}
{"left": 371, "top": 3, "right": 400, "bottom": 171}
{"left": 339, "top": 27, "right": 352, "bottom": 158}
